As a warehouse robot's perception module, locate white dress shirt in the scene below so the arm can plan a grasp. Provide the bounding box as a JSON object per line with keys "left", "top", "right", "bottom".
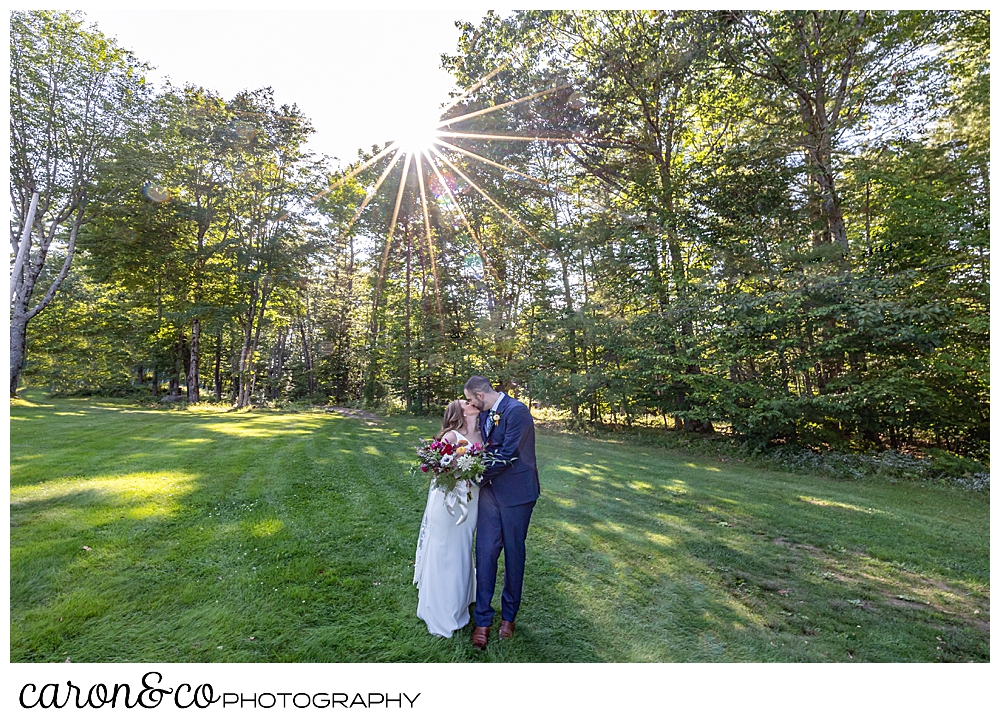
{"left": 485, "top": 392, "right": 506, "bottom": 436}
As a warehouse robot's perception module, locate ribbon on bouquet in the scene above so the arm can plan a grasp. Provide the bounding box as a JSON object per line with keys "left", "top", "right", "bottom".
{"left": 435, "top": 476, "right": 481, "bottom": 526}
{"left": 443, "top": 479, "right": 472, "bottom": 525}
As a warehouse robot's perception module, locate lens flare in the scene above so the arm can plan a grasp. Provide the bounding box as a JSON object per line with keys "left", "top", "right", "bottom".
{"left": 348, "top": 67, "right": 591, "bottom": 344}
{"left": 142, "top": 182, "right": 170, "bottom": 203}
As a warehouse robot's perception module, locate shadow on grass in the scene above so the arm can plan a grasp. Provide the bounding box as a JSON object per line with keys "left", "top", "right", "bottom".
{"left": 10, "top": 392, "right": 990, "bottom": 662}
{"left": 531, "top": 432, "right": 989, "bottom": 662}
{"left": 13, "top": 394, "right": 484, "bottom": 662}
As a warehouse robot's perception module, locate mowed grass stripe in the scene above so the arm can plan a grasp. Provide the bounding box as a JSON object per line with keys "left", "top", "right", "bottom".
{"left": 10, "top": 393, "right": 989, "bottom": 662}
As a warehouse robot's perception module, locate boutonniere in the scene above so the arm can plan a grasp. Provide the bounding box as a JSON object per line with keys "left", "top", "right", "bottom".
{"left": 489, "top": 410, "right": 503, "bottom": 426}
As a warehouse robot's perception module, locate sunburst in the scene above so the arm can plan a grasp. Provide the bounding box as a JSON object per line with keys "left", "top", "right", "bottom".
{"left": 320, "top": 72, "right": 588, "bottom": 352}
{"left": 395, "top": 106, "right": 443, "bottom": 154}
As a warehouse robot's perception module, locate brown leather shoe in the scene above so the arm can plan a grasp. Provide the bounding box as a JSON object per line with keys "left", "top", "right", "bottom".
{"left": 498, "top": 620, "right": 515, "bottom": 640}
{"left": 471, "top": 626, "right": 490, "bottom": 650}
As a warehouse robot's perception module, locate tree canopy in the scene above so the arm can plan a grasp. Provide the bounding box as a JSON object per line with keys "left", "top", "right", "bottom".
{"left": 13, "top": 9, "right": 989, "bottom": 460}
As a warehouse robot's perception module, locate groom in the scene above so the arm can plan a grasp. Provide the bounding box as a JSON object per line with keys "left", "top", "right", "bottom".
{"left": 464, "top": 375, "right": 540, "bottom": 650}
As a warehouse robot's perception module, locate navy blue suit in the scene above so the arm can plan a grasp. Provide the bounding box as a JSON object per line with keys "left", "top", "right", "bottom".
{"left": 474, "top": 395, "right": 539, "bottom": 627}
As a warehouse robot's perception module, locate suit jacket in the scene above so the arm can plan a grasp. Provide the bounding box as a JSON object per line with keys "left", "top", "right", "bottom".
{"left": 479, "top": 395, "right": 540, "bottom": 507}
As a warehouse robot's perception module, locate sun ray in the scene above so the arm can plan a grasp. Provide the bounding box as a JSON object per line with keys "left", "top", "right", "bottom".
{"left": 436, "top": 30, "right": 551, "bottom": 119}
{"left": 278, "top": 144, "right": 401, "bottom": 224}
{"left": 362, "top": 74, "right": 596, "bottom": 329}
{"left": 374, "top": 151, "right": 414, "bottom": 303}
{"left": 437, "top": 61, "right": 512, "bottom": 118}
{"left": 313, "top": 142, "right": 399, "bottom": 202}
{"left": 423, "top": 149, "right": 500, "bottom": 285}
{"left": 441, "top": 139, "right": 628, "bottom": 219}
{"left": 434, "top": 138, "right": 555, "bottom": 190}
{"left": 436, "top": 131, "right": 581, "bottom": 143}
{"left": 414, "top": 152, "right": 446, "bottom": 333}
{"left": 339, "top": 147, "right": 403, "bottom": 238}
{"left": 435, "top": 83, "right": 574, "bottom": 129}
{"left": 435, "top": 138, "right": 621, "bottom": 218}
{"left": 429, "top": 146, "right": 551, "bottom": 252}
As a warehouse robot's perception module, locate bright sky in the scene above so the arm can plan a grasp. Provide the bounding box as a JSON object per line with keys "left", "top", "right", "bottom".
{"left": 77, "top": 5, "right": 508, "bottom": 166}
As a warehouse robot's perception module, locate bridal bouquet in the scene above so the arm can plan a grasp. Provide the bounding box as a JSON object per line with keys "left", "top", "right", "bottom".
{"left": 411, "top": 438, "right": 489, "bottom": 524}
{"left": 412, "top": 438, "right": 487, "bottom": 496}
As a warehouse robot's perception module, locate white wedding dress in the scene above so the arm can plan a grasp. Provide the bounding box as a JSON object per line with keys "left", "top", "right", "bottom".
{"left": 413, "top": 430, "right": 480, "bottom": 637}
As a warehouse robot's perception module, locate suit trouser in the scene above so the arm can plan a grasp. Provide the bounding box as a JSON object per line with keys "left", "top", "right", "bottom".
{"left": 474, "top": 482, "right": 535, "bottom": 628}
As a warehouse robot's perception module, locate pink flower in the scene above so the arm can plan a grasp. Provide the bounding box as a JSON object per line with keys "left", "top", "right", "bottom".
{"left": 420, "top": 464, "right": 429, "bottom": 473}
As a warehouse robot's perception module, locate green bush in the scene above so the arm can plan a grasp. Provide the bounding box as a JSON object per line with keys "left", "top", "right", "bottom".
{"left": 926, "top": 449, "right": 987, "bottom": 478}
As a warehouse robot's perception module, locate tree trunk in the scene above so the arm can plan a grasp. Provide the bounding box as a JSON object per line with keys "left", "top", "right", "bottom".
{"left": 364, "top": 296, "right": 382, "bottom": 407}
{"left": 236, "top": 291, "right": 257, "bottom": 408}
{"left": 237, "top": 286, "right": 270, "bottom": 408}
{"left": 9, "top": 313, "right": 29, "bottom": 397}
{"left": 298, "top": 318, "right": 314, "bottom": 398}
{"left": 806, "top": 137, "right": 849, "bottom": 258}
{"left": 178, "top": 331, "right": 189, "bottom": 395}
{"left": 403, "top": 227, "right": 412, "bottom": 410}
{"left": 237, "top": 330, "right": 253, "bottom": 408}
{"left": 557, "top": 250, "right": 580, "bottom": 418}
{"left": 9, "top": 205, "right": 84, "bottom": 396}
{"left": 9, "top": 191, "right": 39, "bottom": 306}
{"left": 214, "top": 329, "right": 223, "bottom": 402}
{"left": 269, "top": 327, "right": 288, "bottom": 400}
{"left": 187, "top": 318, "right": 201, "bottom": 402}
{"left": 229, "top": 332, "right": 239, "bottom": 406}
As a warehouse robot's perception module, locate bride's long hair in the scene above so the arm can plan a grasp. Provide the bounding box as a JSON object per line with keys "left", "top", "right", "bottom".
{"left": 436, "top": 400, "right": 466, "bottom": 441}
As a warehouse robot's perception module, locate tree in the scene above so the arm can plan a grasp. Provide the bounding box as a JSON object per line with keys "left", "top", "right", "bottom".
{"left": 224, "top": 88, "right": 318, "bottom": 408}
{"left": 16, "top": 9, "right": 987, "bottom": 461}
{"left": 9, "top": 10, "right": 149, "bottom": 395}
{"left": 715, "top": 10, "right": 944, "bottom": 258}
{"left": 164, "top": 87, "right": 241, "bottom": 402}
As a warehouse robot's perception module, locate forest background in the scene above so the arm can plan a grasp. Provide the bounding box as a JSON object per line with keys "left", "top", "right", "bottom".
{"left": 10, "top": 10, "right": 990, "bottom": 471}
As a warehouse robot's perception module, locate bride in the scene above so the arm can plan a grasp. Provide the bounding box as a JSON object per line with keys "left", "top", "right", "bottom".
{"left": 413, "top": 399, "right": 483, "bottom": 637}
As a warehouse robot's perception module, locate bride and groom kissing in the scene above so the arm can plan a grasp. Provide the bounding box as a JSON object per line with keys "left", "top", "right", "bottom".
{"left": 412, "top": 375, "right": 540, "bottom": 649}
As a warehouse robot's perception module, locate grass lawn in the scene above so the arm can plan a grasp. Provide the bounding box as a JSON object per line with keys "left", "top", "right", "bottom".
{"left": 10, "top": 392, "right": 989, "bottom": 662}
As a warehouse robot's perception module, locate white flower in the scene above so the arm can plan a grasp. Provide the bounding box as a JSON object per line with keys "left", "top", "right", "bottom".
{"left": 440, "top": 454, "right": 454, "bottom": 466}
{"left": 456, "top": 455, "right": 475, "bottom": 472}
